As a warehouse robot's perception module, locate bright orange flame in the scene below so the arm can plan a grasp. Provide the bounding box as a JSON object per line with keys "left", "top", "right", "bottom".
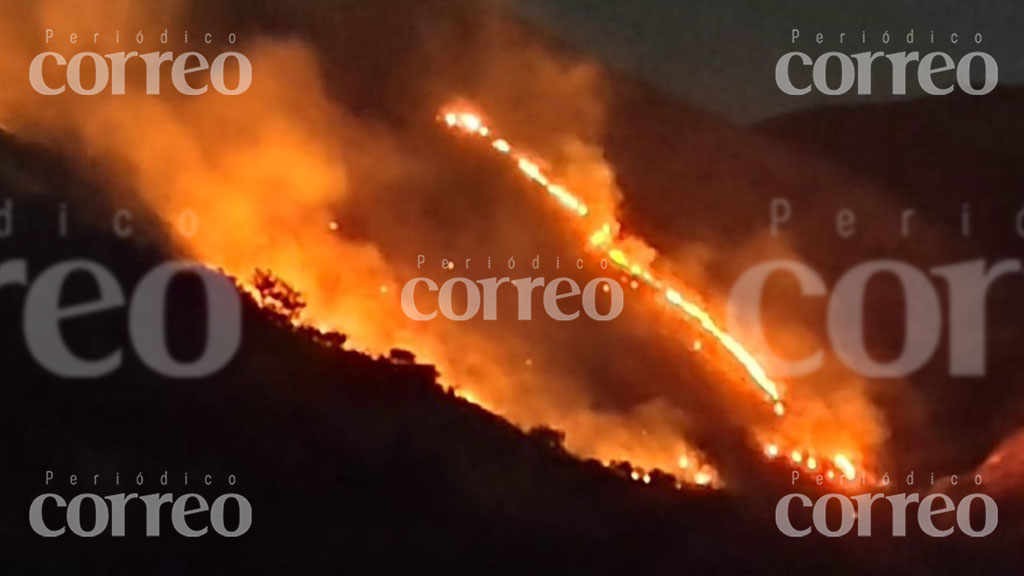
{"left": 834, "top": 454, "right": 857, "bottom": 481}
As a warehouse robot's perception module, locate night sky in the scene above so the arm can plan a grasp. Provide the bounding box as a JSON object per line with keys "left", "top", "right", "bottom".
{"left": 504, "top": 0, "right": 1024, "bottom": 122}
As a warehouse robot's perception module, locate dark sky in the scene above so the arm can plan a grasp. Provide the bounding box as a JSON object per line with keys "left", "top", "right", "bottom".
{"left": 504, "top": 0, "right": 1024, "bottom": 123}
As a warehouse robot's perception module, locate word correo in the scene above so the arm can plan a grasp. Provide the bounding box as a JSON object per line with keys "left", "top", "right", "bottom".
{"left": 0, "top": 259, "right": 241, "bottom": 378}
{"left": 30, "top": 50, "right": 252, "bottom": 95}
{"left": 30, "top": 492, "right": 252, "bottom": 537}
{"left": 729, "top": 258, "right": 1020, "bottom": 378}
{"left": 401, "top": 276, "right": 624, "bottom": 321}
{"left": 776, "top": 492, "right": 997, "bottom": 537}
{"left": 776, "top": 51, "right": 997, "bottom": 96}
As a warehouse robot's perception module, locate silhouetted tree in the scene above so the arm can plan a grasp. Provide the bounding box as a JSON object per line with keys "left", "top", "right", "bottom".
{"left": 252, "top": 268, "right": 307, "bottom": 324}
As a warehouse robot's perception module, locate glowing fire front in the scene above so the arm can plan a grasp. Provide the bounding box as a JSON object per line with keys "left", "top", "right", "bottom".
{"left": 438, "top": 106, "right": 869, "bottom": 487}
{"left": 441, "top": 109, "right": 782, "bottom": 411}
{"left": 232, "top": 105, "right": 870, "bottom": 492}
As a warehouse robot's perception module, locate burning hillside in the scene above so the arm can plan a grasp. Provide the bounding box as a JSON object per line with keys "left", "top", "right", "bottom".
{"left": 0, "top": 0, "right": 888, "bottom": 493}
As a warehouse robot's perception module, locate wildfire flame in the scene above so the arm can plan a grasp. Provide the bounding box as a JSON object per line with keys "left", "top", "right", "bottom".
{"left": 442, "top": 109, "right": 783, "bottom": 411}
{"left": 438, "top": 106, "right": 872, "bottom": 488}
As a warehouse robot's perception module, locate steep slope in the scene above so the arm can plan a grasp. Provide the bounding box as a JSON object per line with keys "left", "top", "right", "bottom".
{"left": 0, "top": 131, "right": 851, "bottom": 575}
